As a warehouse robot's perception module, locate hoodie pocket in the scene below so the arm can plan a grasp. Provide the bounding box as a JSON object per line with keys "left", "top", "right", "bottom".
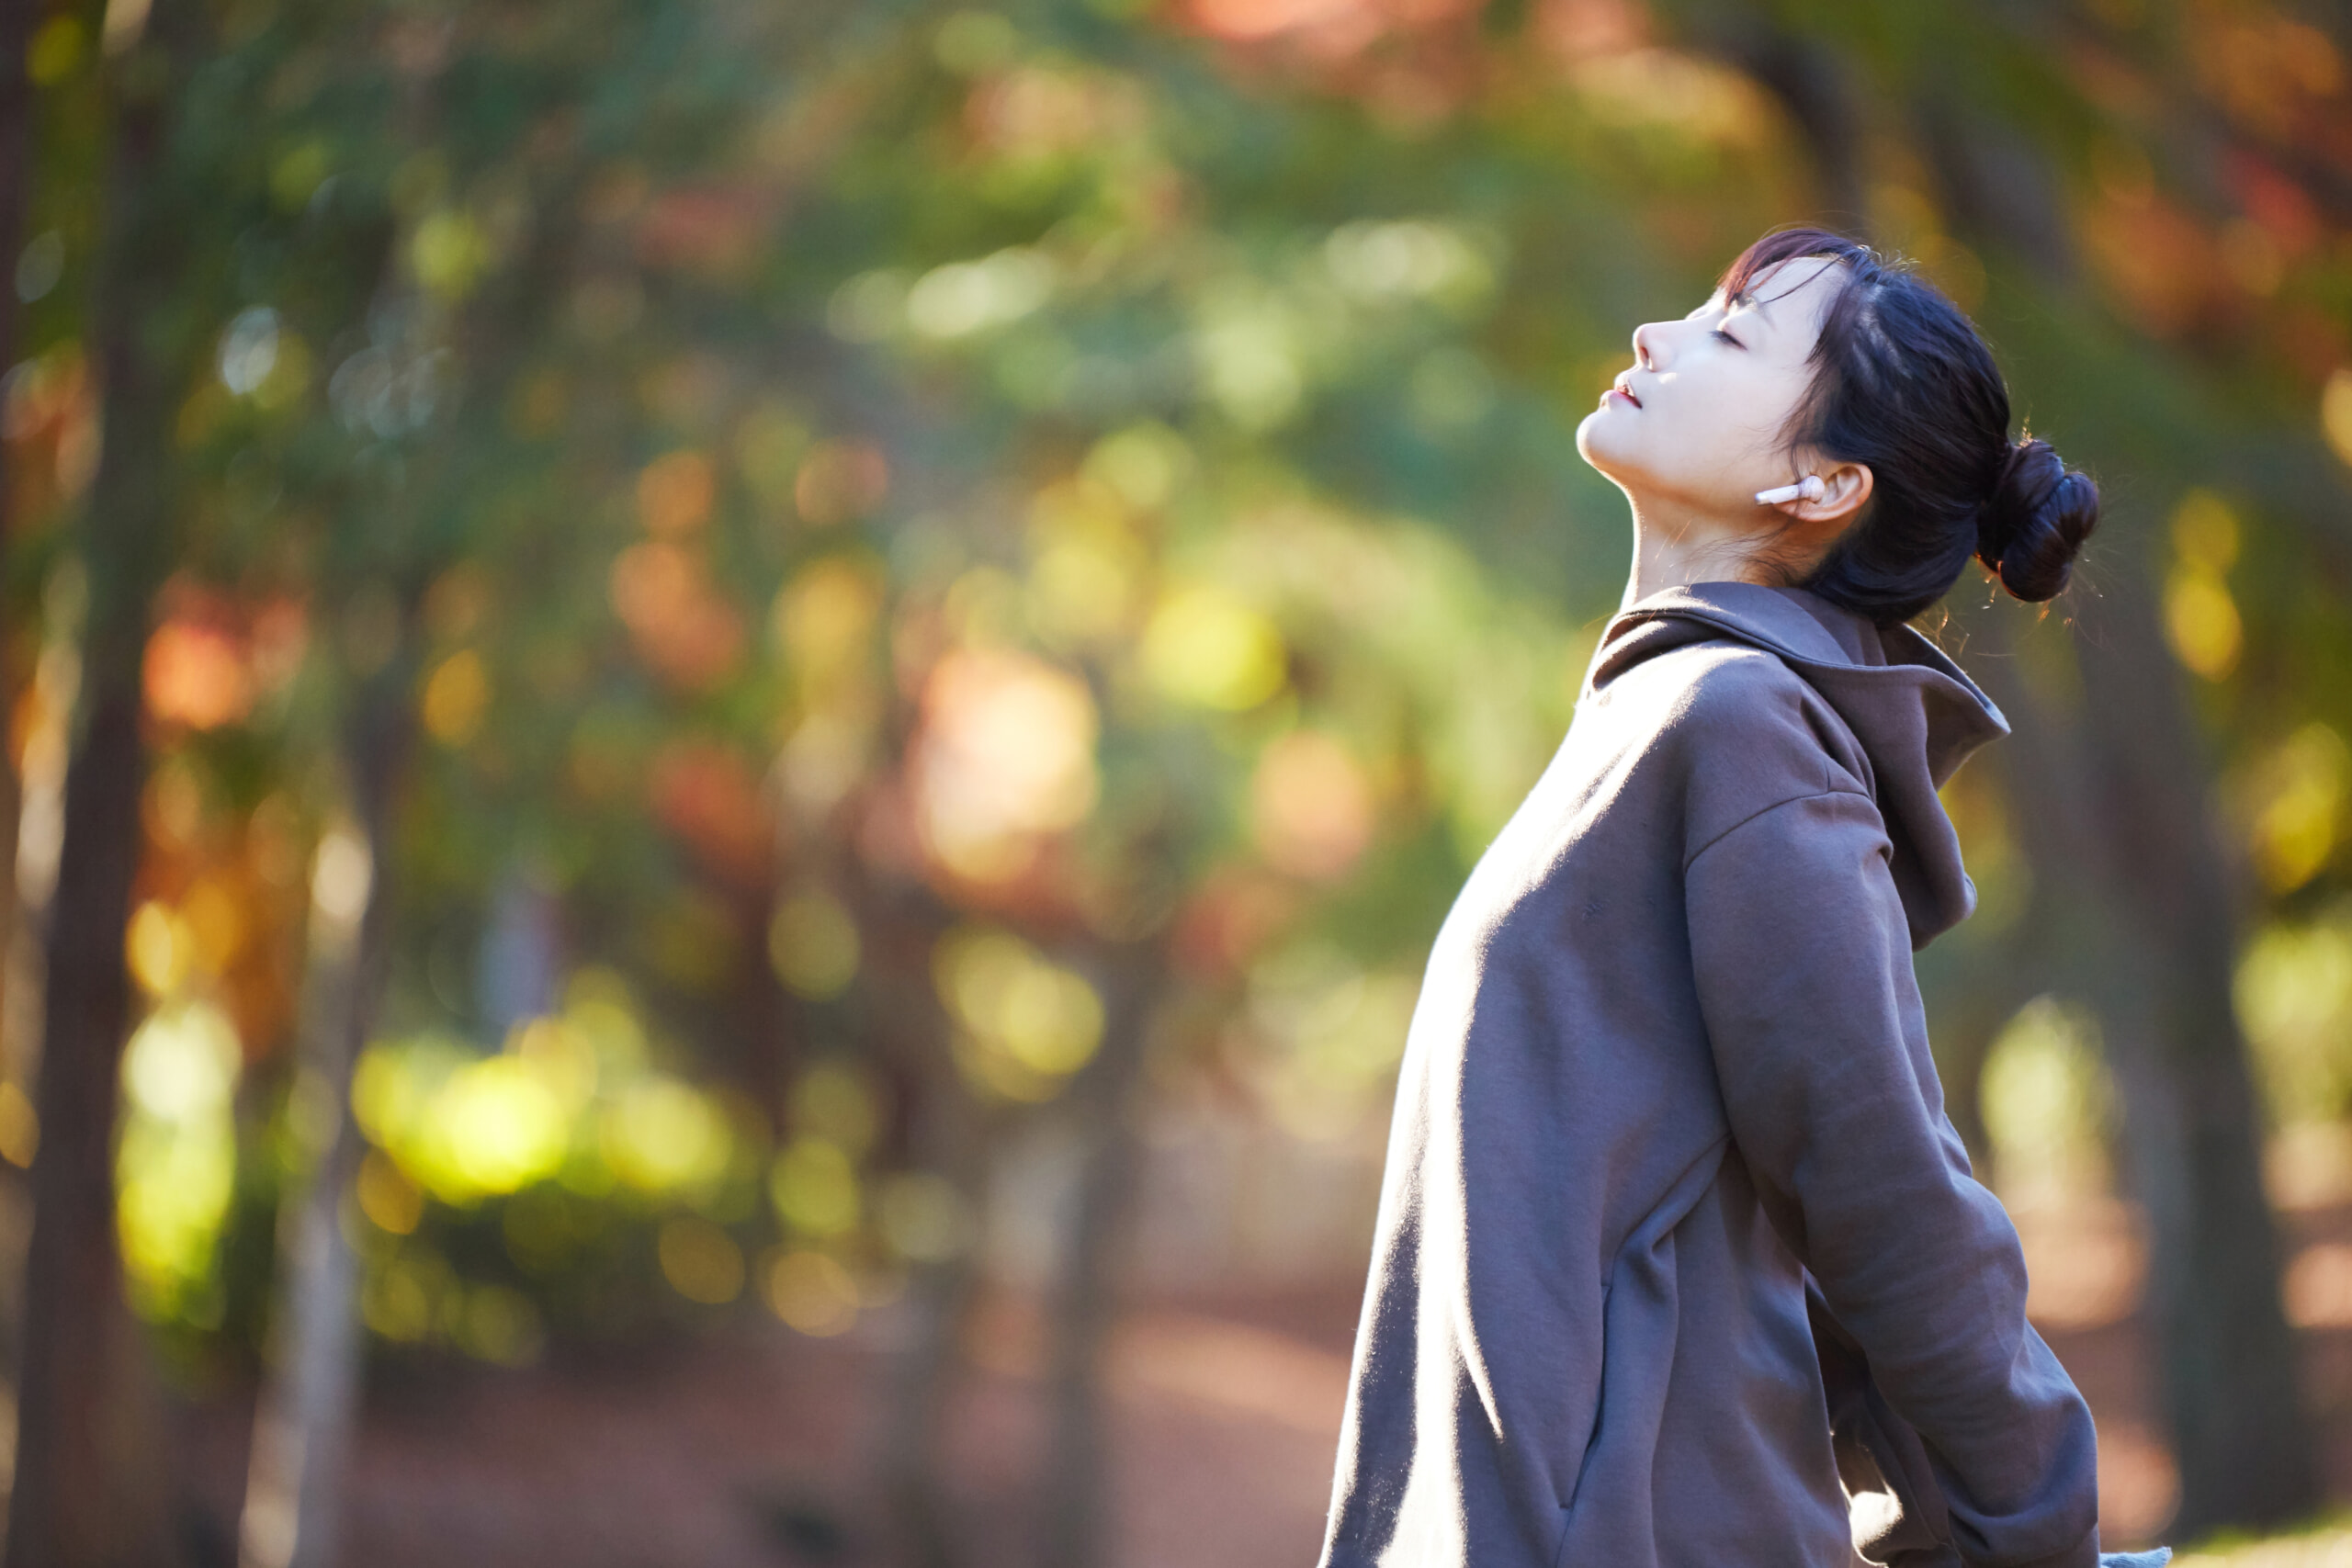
{"left": 1550, "top": 1275, "right": 1612, "bottom": 1568}
{"left": 1549, "top": 1134, "right": 1732, "bottom": 1568}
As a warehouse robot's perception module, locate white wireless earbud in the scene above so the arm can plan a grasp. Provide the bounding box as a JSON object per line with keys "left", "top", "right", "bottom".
{"left": 1755, "top": 475, "right": 1827, "bottom": 505}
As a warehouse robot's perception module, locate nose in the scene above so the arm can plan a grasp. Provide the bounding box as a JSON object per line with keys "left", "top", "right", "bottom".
{"left": 1631, "top": 321, "right": 1656, "bottom": 370}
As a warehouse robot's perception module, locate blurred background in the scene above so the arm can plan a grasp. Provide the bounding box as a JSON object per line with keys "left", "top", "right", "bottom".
{"left": 3, "top": 0, "right": 2352, "bottom": 1563}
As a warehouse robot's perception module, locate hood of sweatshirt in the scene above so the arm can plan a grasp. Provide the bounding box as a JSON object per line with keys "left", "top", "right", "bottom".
{"left": 1582, "top": 580, "right": 2012, "bottom": 949}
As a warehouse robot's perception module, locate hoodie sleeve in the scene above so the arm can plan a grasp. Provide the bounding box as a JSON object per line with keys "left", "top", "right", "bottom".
{"left": 1683, "top": 784, "right": 2101, "bottom": 1568}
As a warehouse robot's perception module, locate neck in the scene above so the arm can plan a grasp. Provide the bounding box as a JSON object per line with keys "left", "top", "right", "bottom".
{"left": 1618, "top": 494, "right": 1773, "bottom": 611}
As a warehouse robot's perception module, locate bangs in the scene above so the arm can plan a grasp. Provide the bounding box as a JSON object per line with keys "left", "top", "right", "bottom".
{"left": 1713, "top": 225, "right": 1877, "bottom": 310}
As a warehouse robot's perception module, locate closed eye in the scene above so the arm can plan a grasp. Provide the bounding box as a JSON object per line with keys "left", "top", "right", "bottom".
{"left": 1712, "top": 329, "right": 1743, "bottom": 347}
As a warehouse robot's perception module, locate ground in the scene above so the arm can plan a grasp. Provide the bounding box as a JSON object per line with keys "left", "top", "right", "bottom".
{"left": 165, "top": 1191, "right": 2352, "bottom": 1566}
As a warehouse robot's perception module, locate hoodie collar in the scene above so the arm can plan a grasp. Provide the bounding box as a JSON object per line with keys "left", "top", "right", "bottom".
{"left": 1583, "top": 581, "right": 2011, "bottom": 950}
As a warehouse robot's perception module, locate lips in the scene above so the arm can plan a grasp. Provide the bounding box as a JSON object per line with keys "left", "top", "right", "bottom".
{"left": 1610, "top": 377, "right": 1642, "bottom": 408}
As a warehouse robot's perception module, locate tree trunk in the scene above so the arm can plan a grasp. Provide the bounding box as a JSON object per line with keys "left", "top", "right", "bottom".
{"left": 2067, "top": 570, "right": 2315, "bottom": 1533}
{"left": 236, "top": 630, "right": 418, "bottom": 1568}
{"left": 0, "top": 0, "right": 36, "bottom": 1112}
{"left": 867, "top": 1132, "right": 985, "bottom": 1568}
{"left": 2, "top": 234, "right": 158, "bottom": 1568}
{"left": 6, "top": 328, "right": 182, "bottom": 1566}
{"left": 1036, "top": 935, "right": 1166, "bottom": 1568}
{"left": 6, "top": 7, "right": 199, "bottom": 1558}
{"left": 844, "top": 868, "right": 984, "bottom": 1568}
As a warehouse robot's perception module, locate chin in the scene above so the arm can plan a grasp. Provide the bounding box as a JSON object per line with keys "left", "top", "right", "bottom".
{"left": 1573, "top": 412, "right": 1614, "bottom": 468}
{"left": 1574, "top": 417, "right": 1634, "bottom": 481}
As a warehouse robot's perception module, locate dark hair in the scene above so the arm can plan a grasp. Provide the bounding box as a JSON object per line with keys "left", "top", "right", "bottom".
{"left": 1714, "top": 225, "right": 2100, "bottom": 626}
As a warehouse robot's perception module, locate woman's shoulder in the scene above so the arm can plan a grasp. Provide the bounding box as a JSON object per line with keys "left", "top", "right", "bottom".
{"left": 1628, "top": 640, "right": 1877, "bottom": 846}
{"left": 1629, "top": 637, "right": 1857, "bottom": 749}
{"left": 1653, "top": 637, "right": 1808, "bottom": 706}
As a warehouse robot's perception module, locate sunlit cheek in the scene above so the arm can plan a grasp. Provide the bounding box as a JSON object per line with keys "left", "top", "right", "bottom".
{"left": 1664, "top": 396, "right": 1781, "bottom": 496}
{"left": 1702, "top": 367, "right": 1797, "bottom": 453}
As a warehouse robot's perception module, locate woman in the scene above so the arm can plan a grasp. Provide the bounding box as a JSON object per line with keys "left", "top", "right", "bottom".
{"left": 1313, "top": 226, "right": 2171, "bottom": 1568}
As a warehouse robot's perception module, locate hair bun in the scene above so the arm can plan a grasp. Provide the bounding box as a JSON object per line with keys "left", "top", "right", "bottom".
{"left": 1978, "top": 435, "right": 2100, "bottom": 603}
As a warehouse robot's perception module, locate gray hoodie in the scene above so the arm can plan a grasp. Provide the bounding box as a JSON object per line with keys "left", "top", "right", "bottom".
{"left": 1314, "top": 581, "right": 2104, "bottom": 1568}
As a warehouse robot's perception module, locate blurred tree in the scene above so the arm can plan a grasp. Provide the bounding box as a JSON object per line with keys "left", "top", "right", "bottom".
{"left": 237, "top": 618, "right": 418, "bottom": 1568}
{"left": 8, "top": 0, "right": 211, "bottom": 1560}
{"left": 0, "top": 0, "right": 44, "bottom": 1404}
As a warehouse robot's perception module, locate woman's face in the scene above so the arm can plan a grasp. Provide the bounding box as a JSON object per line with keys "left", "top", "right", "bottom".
{"left": 1575, "top": 254, "right": 1851, "bottom": 520}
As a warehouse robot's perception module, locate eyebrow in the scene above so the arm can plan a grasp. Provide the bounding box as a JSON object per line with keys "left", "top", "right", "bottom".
{"left": 1695, "top": 287, "right": 1773, "bottom": 334}
{"left": 1731, "top": 288, "right": 1775, "bottom": 333}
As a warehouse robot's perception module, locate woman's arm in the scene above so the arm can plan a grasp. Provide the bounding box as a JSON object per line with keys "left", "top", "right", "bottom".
{"left": 1684, "top": 786, "right": 2102, "bottom": 1568}
{"left": 1810, "top": 1271, "right": 1963, "bottom": 1567}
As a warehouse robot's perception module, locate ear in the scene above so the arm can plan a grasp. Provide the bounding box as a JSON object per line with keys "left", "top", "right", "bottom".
{"left": 1776, "top": 458, "right": 1872, "bottom": 529}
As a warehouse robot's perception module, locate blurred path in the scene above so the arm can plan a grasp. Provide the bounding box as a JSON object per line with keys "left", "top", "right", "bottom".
{"left": 169, "top": 1192, "right": 2352, "bottom": 1564}
{"left": 175, "top": 1279, "right": 1364, "bottom": 1568}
